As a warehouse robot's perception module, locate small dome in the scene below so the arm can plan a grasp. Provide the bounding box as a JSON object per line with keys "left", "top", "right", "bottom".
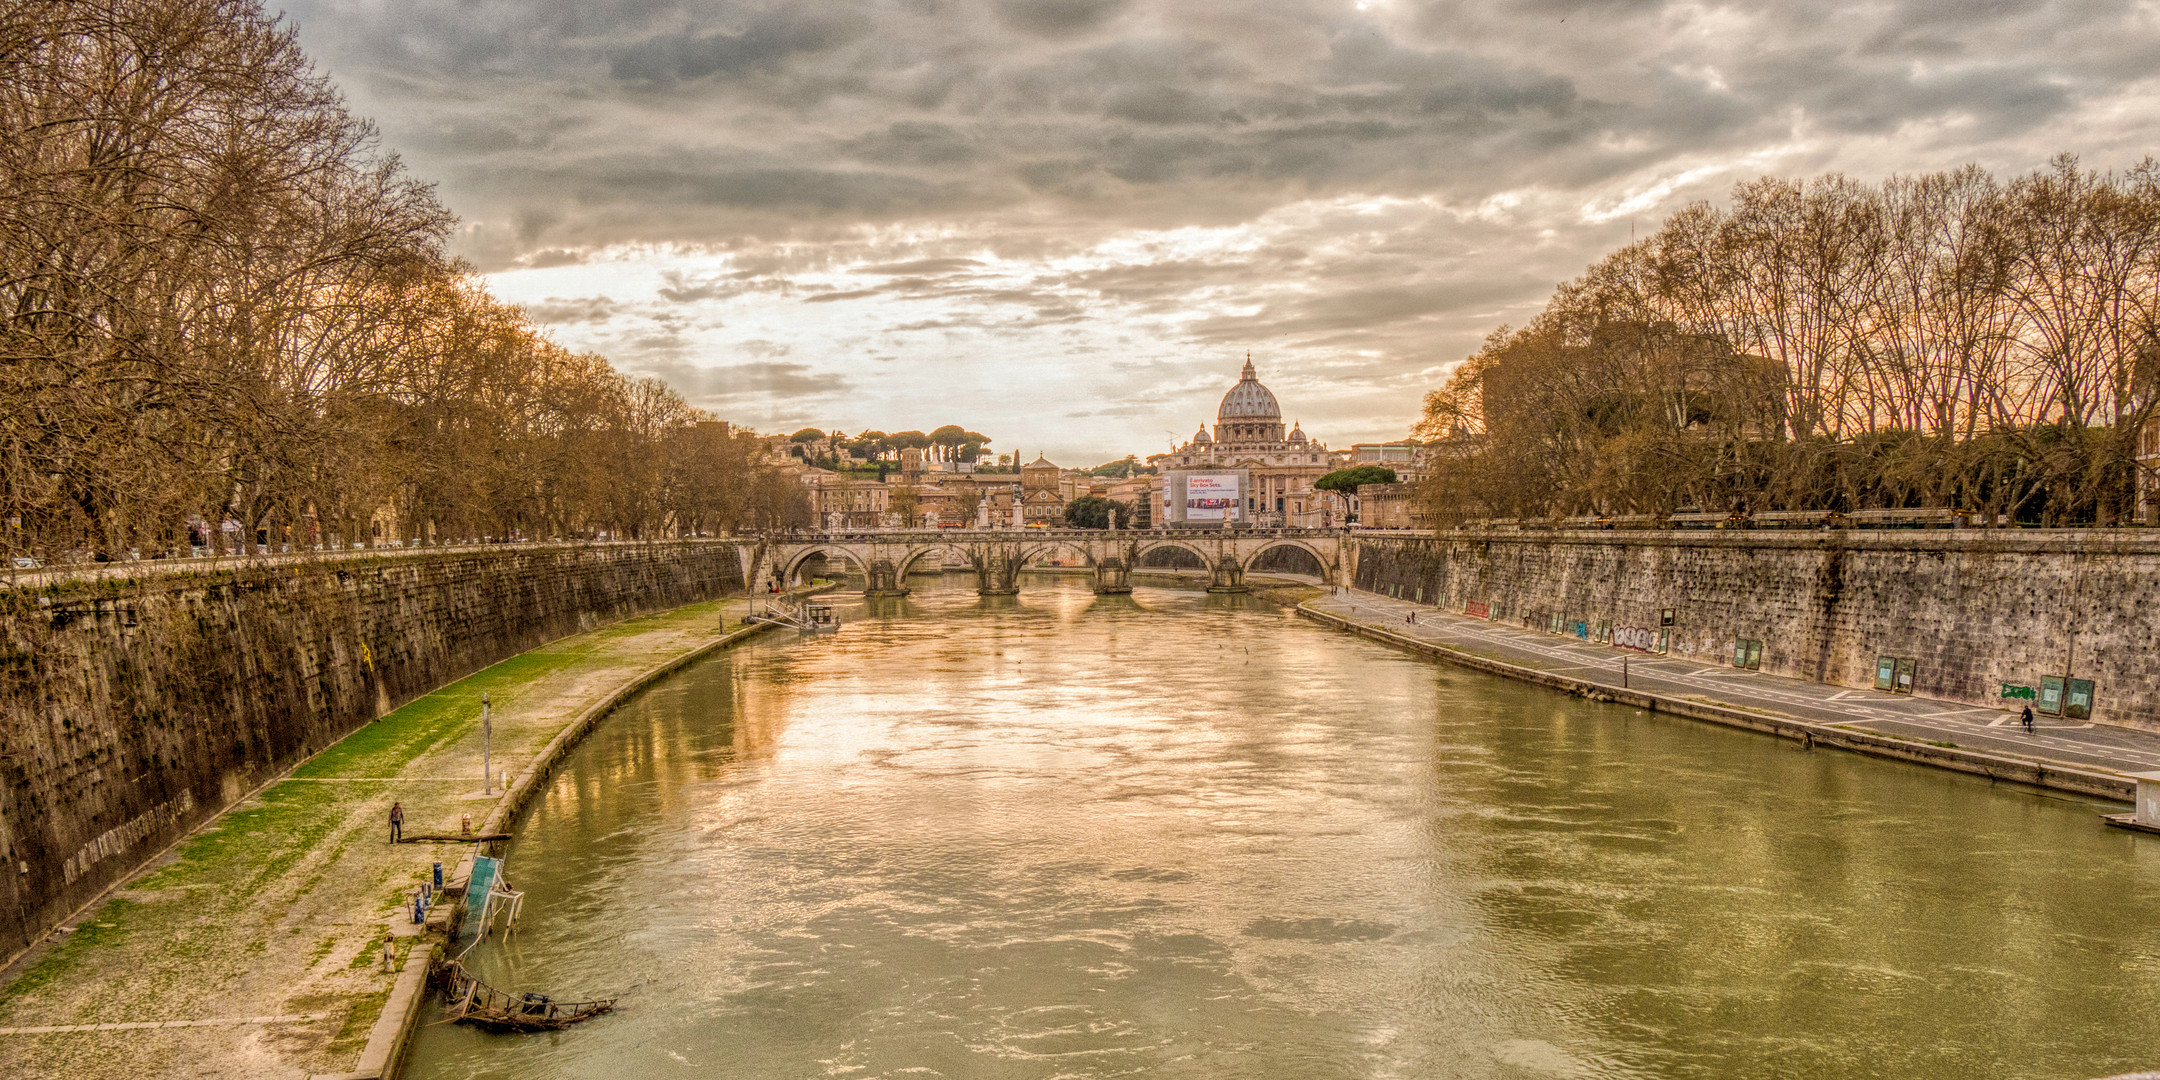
{"left": 1192, "top": 423, "right": 1212, "bottom": 444}
{"left": 1216, "top": 357, "right": 1281, "bottom": 423}
{"left": 1287, "top": 421, "right": 1307, "bottom": 443}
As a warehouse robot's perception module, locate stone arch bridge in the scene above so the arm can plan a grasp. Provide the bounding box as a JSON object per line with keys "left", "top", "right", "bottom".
{"left": 744, "top": 528, "right": 1348, "bottom": 596}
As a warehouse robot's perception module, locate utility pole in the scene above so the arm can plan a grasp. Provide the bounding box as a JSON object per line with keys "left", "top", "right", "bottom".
{"left": 482, "top": 693, "right": 491, "bottom": 795}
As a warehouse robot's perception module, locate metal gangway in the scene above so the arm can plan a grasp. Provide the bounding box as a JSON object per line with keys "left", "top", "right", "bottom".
{"left": 748, "top": 598, "right": 839, "bottom": 633}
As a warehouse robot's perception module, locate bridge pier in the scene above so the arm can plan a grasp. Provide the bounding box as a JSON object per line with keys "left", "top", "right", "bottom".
{"left": 864, "top": 558, "right": 909, "bottom": 597}
{"left": 973, "top": 543, "right": 1020, "bottom": 595}
{"left": 1093, "top": 558, "right": 1131, "bottom": 595}
{"left": 1207, "top": 554, "right": 1248, "bottom": 593}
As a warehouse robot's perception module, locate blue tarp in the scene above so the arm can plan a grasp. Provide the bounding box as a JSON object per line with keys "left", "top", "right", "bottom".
{"left": 459, "top": 855, "right": 500, "bottom": 942}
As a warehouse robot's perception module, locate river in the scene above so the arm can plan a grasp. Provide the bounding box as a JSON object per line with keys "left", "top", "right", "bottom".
{"left": 407, "top": 574, "right": 2160, "bottom": 1080}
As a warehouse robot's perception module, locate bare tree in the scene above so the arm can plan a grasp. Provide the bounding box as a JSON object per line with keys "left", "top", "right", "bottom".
{"left": 1417, "top": 157, "right": 2160, "bottom": 526}
{"left": 0, "top": 0, "right": 791, "bottom": 563}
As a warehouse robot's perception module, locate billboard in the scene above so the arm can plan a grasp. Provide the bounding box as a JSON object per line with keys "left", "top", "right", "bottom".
{"left": 1184, "top": 472, "right": 1241, "bottom": 521}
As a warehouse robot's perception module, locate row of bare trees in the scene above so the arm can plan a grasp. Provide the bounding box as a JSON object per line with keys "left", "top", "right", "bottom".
{"left": 1418, "top": 158, "right": 2160, "bottom": 525}
{"left": 1, "top": 0, "right": 807, "bottom": 562}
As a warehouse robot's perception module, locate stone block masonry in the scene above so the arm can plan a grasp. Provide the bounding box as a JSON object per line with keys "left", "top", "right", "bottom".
{"left": 1349, "top": 529, "right": 2160, "bottom": 730}
{"left": 0, "top": 540, "right": 748, "bottom": 963}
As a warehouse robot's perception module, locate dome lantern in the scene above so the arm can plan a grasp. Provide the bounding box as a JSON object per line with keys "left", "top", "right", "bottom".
{"left": 1216, "top": 360, "right": 1281, "bottom": 424}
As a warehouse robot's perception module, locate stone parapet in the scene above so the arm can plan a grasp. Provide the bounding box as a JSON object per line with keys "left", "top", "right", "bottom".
{"left": 1349, "top": 529, "right": 2160, "bottom": 730}
{"left": 0, "top": 540, "right": 749, "bottom": 965}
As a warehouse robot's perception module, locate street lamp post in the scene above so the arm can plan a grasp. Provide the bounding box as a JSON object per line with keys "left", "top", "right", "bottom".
{"left": 481, "top": 693, "right": 491, "bottom": 795}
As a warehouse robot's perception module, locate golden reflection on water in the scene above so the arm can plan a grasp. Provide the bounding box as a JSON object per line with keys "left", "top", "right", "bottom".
{"left": 410, "top": 575, "right": 2160, "bottom": 1080}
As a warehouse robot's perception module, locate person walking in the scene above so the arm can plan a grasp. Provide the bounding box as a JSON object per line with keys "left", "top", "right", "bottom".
{"left": 388, "top": 800, "right": 404, "bottom": 843}
{"left": 2021, "top": 704, "right": 2035, "bottom": 734}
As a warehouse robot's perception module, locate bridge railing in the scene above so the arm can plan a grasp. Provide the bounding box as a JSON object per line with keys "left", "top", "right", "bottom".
{"left": 6, "top": 536, "right": 755, "bottom": 591}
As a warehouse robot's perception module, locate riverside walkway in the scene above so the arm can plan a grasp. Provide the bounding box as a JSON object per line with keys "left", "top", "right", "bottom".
{"left": 1307, "top": 588, "right": 2160, "bottom": 791}
{"left": 0, "top": 596, "right": 763, "bottom": 1080}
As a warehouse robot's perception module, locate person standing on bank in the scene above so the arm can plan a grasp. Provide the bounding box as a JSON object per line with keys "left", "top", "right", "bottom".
{"left": 388, "top": 800, "right": 404, "bottom": 843}
{"left": 2021, "top": 704, "right": 2035, "bottom": 734}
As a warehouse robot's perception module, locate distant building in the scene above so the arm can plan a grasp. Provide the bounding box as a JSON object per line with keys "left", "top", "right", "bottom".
{"left": 1150, "top": 357, "right": 1334, "bottom": 527}
{"left": 813, "top": 478, "right": 889, "bottom": 530}
{"left": 1355, "top": 483, "right": 1435, "bottom": 529}
{"left": 1020, "top": 454, "right": 1067, "bottom": 525}
{"left": 1348, "top": 441, "right": 1426, "bottom": 482}
{"left": 1102, "top": 476, "right": 1157, "bottom": 528}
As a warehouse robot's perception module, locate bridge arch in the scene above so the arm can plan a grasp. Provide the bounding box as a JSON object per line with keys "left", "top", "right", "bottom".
{"left": 895, "top": 543, "right": 977, "bottom": 579}
{"left": 1241, "top": 539, "right": 1334, "bottom": 578}
{"left": 1019, "top": 540, "right": 1096, "bottom": 568}
{"left": 779, "top": 544, "right": 871, "bottom": 584}
{"left": 1133, "top": 539, "right": 1213, "bottom": 570}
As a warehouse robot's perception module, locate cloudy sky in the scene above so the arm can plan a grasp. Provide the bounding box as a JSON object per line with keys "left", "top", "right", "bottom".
{"left": 281, "top": 0, "right": 2160, "bottom": 465}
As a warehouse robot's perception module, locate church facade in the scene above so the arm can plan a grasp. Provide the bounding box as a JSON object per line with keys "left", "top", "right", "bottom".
{"left": 1150, "top": 358, "right": 1346, "bottom": 528}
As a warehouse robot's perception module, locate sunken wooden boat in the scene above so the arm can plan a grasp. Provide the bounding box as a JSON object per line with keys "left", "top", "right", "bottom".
{"left": 437, "top": 959, "right": 615, "bottom": 1032}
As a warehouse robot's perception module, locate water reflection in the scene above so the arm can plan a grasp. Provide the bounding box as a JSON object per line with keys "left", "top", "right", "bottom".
{"left": 410, "top": 574, "right": 2160, "bottom": 1080}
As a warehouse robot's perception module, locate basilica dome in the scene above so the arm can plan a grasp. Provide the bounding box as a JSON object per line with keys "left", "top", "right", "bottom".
{"left": 1217, "top": 358, "right": 1281, "bottom": 423}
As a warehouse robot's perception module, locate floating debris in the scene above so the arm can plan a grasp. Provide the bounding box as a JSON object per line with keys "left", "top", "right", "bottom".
{"left": 436, "top": 960, "right": 615, "bottom": 1032}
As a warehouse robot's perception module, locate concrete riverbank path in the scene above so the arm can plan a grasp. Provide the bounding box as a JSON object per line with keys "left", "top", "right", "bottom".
{"left": 1309, "top": 588, "right": 2160, "bottom": 789}
{"left": 0, "top": 597, "right": 759, "bottom": 1080}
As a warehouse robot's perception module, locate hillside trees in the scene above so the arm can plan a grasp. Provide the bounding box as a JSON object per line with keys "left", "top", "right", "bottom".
{"left": 0, "top": 0, "right": 797, "bottom": 561}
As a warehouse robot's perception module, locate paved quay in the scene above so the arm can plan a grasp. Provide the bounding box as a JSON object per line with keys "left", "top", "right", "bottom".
{"left": 1306, "top": 588, "right": 2160, "bottom": 791}
{"left": 0, "top": 596, "right": 763, "bottom": 1080}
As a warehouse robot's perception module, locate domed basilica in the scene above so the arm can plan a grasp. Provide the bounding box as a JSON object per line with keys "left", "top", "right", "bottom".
{"left": 1150, "top": 357, "right": 1346, "bottom": 527}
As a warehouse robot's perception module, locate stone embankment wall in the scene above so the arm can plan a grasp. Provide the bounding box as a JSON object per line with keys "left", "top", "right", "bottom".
{"left": 0, "top": 541, "right": 748, "bottom": 961}
{"left": 1349, "top": 529, "right": 2159, "bottom": 728}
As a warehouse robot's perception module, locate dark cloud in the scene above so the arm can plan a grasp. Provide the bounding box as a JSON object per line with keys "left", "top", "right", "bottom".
{"left": 523, "top": 295, "right": 620, "bottom": 324}
{"left": 632, "top": 357, "right": 853, "bottom": 408}
{"left": 288, "top": 0, "right": 2155, "bottom": 251}
{"left": 838, "top": 122, "right": 983, "bottom": 167}
{"left": 856, "top": 257, "right": 986, "bottom": 276}
{"left": 518, "top": 248, "right": 589, "bottom": 269}
{"left": 608, "top": 10, "right": 876, "bottom": 83}
{"left": 657, "top": 272, "right": 755, "bottom": 303}
{"left": 278, "top": 0, "right": 2160, "bottom": 450}
{"left": 1186, "top": 276, "right": 1551, "bottom": 343}
{"left": 995, "top": 0, "right": 1130, "bottom": 38}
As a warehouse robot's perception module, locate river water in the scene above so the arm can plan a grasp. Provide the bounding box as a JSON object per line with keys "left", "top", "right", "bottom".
{"left": 408, "top": 575, "right": 2160, "bottom": 1080}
